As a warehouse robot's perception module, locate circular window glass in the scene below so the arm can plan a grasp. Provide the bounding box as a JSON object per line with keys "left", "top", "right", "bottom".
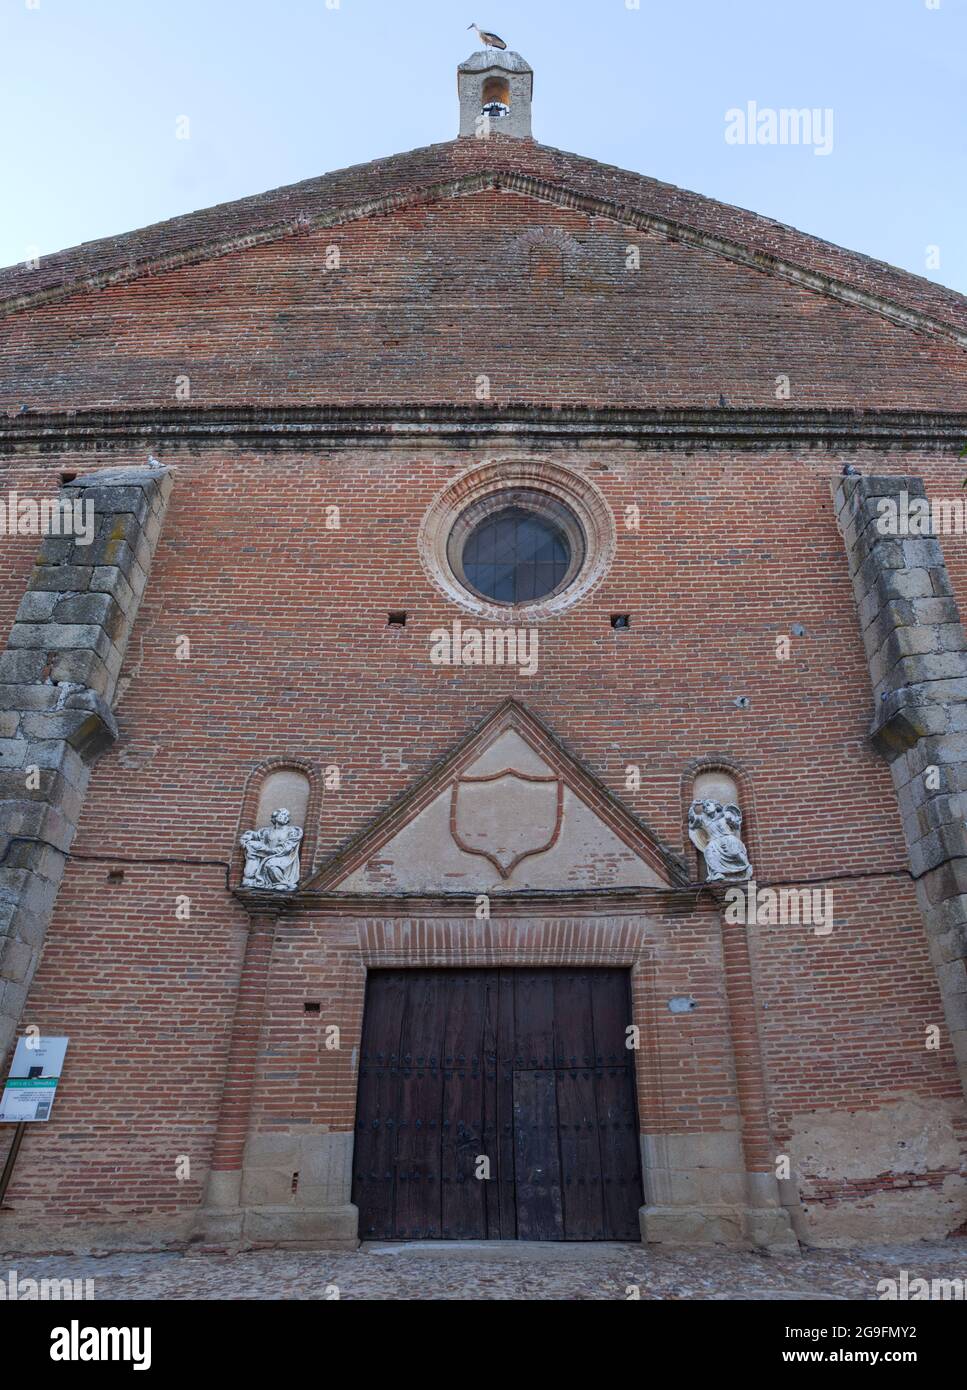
{"left": 463, "top": 507, "right": 568, "bottom": 603}
{"left": 447, "top": 490, "right": 586, "bottom": 607}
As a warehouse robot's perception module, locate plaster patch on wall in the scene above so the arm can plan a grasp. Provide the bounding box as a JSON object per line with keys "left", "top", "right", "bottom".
{"left": 791, "top": 1094, "right": 962, "bottom": 1180}
{"left": 787, "top": 1093, "right": 967, "bottom": 1245}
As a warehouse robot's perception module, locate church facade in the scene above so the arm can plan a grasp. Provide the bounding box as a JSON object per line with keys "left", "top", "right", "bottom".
{"left": 1, "top": 50, "right": 966, "bottom": 1252}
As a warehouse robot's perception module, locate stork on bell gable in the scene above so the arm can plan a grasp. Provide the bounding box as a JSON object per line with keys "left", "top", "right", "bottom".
{"left": 458, "top": 33, "right": 533, "bottom": 139}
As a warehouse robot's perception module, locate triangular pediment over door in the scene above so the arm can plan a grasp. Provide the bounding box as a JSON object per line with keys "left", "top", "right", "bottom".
{"left": 305, "top": 700, "right": 684, "bottom": 895}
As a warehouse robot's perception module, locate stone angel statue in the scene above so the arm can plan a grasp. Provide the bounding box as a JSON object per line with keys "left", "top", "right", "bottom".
{"left": 240, "top": 807, "right": 303, "bottom": 890}
{"left": 687, "top": 799, "right": 753, "bottom": 883}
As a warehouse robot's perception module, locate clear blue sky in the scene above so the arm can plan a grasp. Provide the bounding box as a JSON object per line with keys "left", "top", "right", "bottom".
{"left": 1, "top": 0, "right": 965, "bottom": 294}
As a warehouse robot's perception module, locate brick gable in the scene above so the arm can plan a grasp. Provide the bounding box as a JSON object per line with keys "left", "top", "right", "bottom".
{"left": 3, "top": 187, "right": 966, "bottom": 412}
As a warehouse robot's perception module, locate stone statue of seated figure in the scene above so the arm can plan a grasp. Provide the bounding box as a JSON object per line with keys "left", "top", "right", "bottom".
{"left": 240, "top": 808, "right": 303, "bottom": 890}
{"left": 688, "top": 798, "right": 753, "bottom": 883}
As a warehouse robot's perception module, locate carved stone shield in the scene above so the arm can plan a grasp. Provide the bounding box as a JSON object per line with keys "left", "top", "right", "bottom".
{"left": 449, "top": 769, "right": 564, "bottom": 879}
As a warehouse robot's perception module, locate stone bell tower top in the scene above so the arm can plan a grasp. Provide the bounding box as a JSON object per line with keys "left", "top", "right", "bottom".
{"left": 458, "top": 48, "right": 533, "bottom": 139}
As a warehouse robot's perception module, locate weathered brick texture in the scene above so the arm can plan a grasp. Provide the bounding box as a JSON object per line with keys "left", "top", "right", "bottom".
{"left": 3, "top": 138, "right": 966, "bottom": 344}
{"left": 2, "top": 190, "right": 965, "bottom": 411}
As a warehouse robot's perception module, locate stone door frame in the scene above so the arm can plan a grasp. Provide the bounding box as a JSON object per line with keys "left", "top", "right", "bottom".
{"left": 196, "top": 893, "right": 800, "bottom": 1251}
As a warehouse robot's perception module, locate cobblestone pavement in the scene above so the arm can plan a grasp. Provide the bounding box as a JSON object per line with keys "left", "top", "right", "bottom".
{"left": 2, "top": 1239, "right": 966, "bottom": 1300}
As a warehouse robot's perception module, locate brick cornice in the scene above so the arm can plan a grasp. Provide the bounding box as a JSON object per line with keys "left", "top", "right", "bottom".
{"left": 234, "top": 886, "right": 719, "bottom": 918}
{"left": 2, "top": 404, "right": 967, "bottom": 454}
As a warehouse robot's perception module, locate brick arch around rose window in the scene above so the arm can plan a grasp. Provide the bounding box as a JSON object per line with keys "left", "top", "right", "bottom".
{"left": 230, "top": 758, "right": 322, "bottom": 888}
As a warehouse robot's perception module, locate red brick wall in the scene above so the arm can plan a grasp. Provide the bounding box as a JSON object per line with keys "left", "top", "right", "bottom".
{"left": 2, "top": 193, "right": 966, "bottom": 411}
{"left": 250, "top": 909, "right": 738, "bottom": 1140}
{"left": 0, "top": 900, "right": 741, "bottom": 1217}
{"left": 1, "top": 135, "right": 965, "bottom": 1241}
{"left": 758, "top": 878, "right": 967, "bottom": 1203}
{"left": 1, "top": 439, "right": 966, "bottom": 1227}
{"left": 0, "top": 458, "right": 64, "bottom": 641}
{"left": 7, "top": 879, "right": 963, "bottom": 1223}
{"left": 1, "top": 864, "right": 247, "bottom": 1222}
{"left": 0, "top": 441, "right": 940, "bottom": 874}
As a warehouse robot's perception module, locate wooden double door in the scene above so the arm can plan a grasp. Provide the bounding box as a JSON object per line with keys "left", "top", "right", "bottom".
{"left": 352, "top": 968, "right": 643, "bottom": 1241}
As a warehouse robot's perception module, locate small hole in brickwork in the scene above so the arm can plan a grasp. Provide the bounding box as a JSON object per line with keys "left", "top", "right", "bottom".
{"left": 304, "top": 1001, "right": 321, "bottom": 1014}
{"left": 107, "top": 868, "right": 125, "bottom": 883}
{"left": 60, "top": 472, "right": 78, "bottom": 484}
{"left": 610, "top": 614, "right": 630, "bottom": 629}
{"left": 291, "top": 1171, "right": 299, "bottom": 1194}
{"left": 388, "top": 612, "right": 407, "bottom": 627}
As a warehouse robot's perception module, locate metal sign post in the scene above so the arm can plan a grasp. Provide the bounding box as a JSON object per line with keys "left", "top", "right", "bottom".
{"left": 0, "top": 1036, "right": 69, "bottom": 1208}
{"left": 0, "top": 1123, "right": 26, "bottom": 1208}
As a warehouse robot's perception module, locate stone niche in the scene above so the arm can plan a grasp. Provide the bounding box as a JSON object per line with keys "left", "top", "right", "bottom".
{"left": 254, "top": 769, "right": 310, "bottom": 831}
{"left": 693, "top": 769, "right": 740, "bottom": 808}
